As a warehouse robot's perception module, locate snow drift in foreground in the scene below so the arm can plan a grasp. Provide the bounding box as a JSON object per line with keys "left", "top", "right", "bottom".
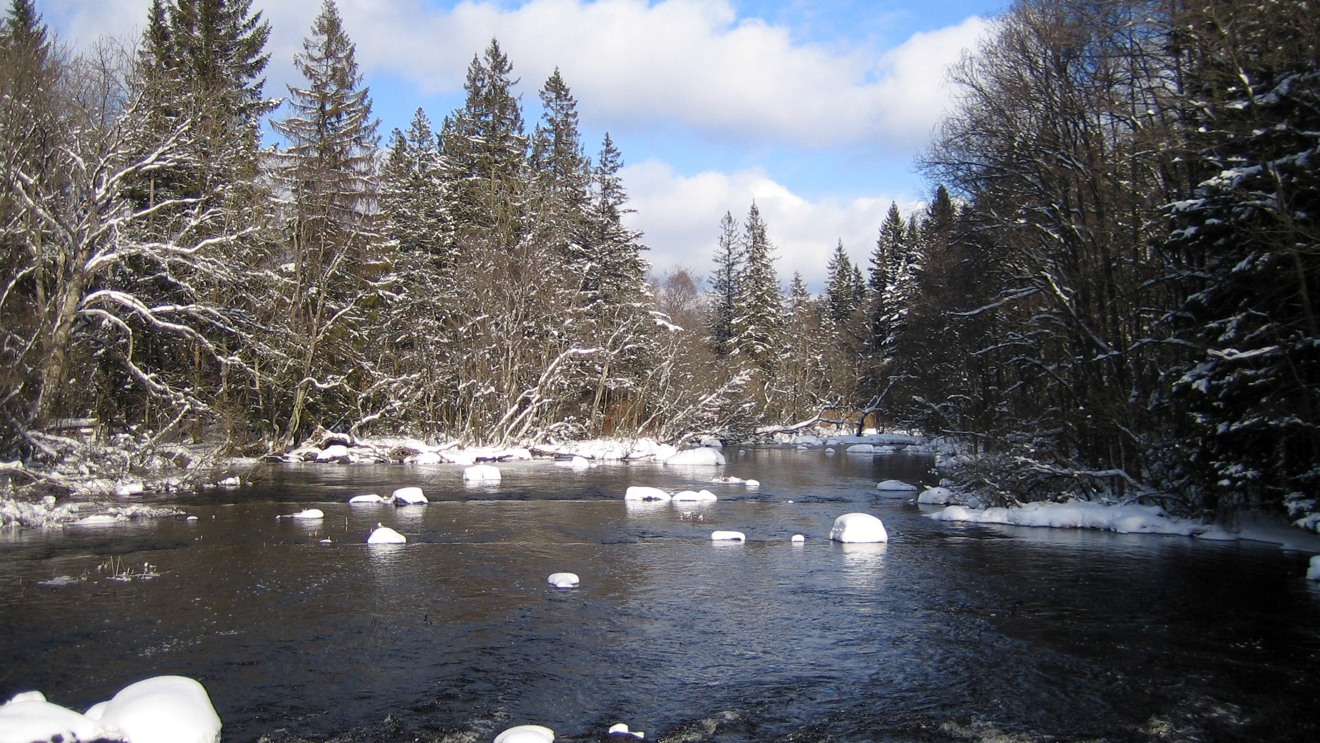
{"left": 927, "top": 501, "right": 1232, "bottom": 538}
{"left": 0, "top": 675, "right": 220, "bottom": 743}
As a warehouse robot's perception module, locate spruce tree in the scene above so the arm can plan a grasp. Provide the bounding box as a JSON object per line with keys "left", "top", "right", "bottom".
{"left": 708, "top": 210, "right": 743, "bottom": 357}
{"left": 271, "top": 0, "right": 380, "bottom": 444}
{"left": 731, "top": 202, "right": 783, "bottom": 368}
{"left": 825, "top": 240, "right": 857, "bottom": 325}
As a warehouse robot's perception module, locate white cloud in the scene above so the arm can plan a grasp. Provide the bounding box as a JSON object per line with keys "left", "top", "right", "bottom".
{"left": 623, "top": 158, "right": 913, "bottom": 292}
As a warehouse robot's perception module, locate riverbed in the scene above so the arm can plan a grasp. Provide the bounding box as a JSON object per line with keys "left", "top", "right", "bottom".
{"left": 2, "top": 448, "right": 1318, "bottom": 742}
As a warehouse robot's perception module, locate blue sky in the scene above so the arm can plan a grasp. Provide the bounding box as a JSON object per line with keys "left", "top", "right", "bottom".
{"left": 39, "top": 0, "right": 1004, "bottom": 289}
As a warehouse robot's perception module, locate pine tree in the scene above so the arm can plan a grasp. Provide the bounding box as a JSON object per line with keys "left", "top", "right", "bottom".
{"left": 381, "top": 107, "right": 449, "bottom": 262}
{"left": 707, "top": 210, "right": 743, "bottom": 357}
{"left": 530, "top": 68, "right": 591, "bottom": 262}
{"left": 270, "top": 0, "right": 381, "bottom": 444}
{"left": 587, "top": 133, "right": 649, "bottom": 308}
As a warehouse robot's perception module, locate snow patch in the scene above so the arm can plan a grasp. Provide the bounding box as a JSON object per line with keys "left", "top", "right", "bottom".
{"left": 917, "top": 487, "right": 955, "bottom": 505}
{"left": 664, "top": 448, "right": 726, "bottom": 466}
{"left": 367, "top": 524, "right": 406, "bottom": 544}
{"left": 494, "top": 724, "right": 556, "bottom": 743}
{"left": 711, "top": 530, "right": 746, "bottom": 542}
{"left": 547, "top": 572, "right": 580, "bottom": 589}
{"left": 927, "top": 500, "right": 1220, "bottom": 537}
{"left": 1, "top": 676, "right": 221, "bottom": 743}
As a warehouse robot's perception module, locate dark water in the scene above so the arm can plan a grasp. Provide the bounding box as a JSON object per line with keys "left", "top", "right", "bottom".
{"left": 3, "top": 448, "right": 1319, "bottom": 742}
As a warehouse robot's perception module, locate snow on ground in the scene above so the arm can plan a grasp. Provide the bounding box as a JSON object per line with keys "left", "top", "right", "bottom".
{"left": 0, "top": 675, "right": 221, "bottom": 743}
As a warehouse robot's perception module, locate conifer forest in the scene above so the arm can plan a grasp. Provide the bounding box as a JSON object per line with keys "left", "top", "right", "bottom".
{"left": 1, "top": 0, "right": 1316, "bottom": 526}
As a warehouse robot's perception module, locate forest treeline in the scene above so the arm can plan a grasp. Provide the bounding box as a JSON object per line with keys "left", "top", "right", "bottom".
{"left": 1, "top": 0, "right": 1316, "bottom": 524}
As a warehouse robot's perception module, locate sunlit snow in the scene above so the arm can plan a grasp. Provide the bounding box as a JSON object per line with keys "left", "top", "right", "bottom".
{"left": 494, "top": 723, "right": 555, "bottom": 743}
{"left": 1, "top": 676, "right": 221, "bottom": 743}
{"left": 367, "top": 524, "right": 407, "bottom": 544}
{"left": 829, "top": 513, "right": 889, "bottom": 543}
{"left": 664, "top": 448, "right": 726, "bottom": 466}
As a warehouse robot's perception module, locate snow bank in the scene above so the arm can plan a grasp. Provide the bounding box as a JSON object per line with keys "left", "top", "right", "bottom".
{"left": 1, "top": 676, "right": 220, "bottom": 743}
{"left": 928, "top": 500, "right": 1212, "bottom": 536}
{"left": 845, "top": 444, "right": 874, "bottom": 455}
{"left": 664, "top": 448, "right": 726, "bottom": 466}
{"left": 554, "top": 456, "right": 592, "bottom": 470}
{"left": 829, "top": 513, "right": 889, "bottom": 543}
{"left": 541, "top": 438, "right": 677, "bottom": 461}
{"left": 494, "top": 724, "right": 555, "bottom": 743}
{"left": 2, "top": 496, "right": 182, "bottom": 530}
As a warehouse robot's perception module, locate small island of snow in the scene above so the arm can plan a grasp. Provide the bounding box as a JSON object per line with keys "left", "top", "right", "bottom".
{"left": 664, "top": 448, "right": 726, "bottom": 466}
{"left": 494, "top": 724, "right": 555, "bottom": 743}
{"left": 367, "top": 524, "right": 407, "bottom": 544}
{"left": 830, "top": 513, "right": 889, "bottom": 543}
{"left": 547, "top": 572, "right": 580, "bottom": 589}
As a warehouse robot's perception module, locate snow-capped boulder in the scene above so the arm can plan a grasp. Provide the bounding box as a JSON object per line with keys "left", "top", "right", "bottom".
{"left": 349, "top": 494, "right": 386, "bottom": 504}
{"left": 409, "top": 451, "right": 445, "bottom": 465}
{"left": 367, "top": 524, "right": 406, "bottom": 544}
{"left": 792, "top": 435, "right": 822, "bottom": 446}
{"left": 876, "top": 479, "right": 919, "bottom": 494}
{"left": 1309, "top": 556, "right": 1320, "bottom": 581}
{"left": 791, "top": 534, "right": 806, "bottom": 543}
{"left": 555, "top": 456, "right": 591, "bottom": 470}
{"left": 494, "top": 724, "right": 555, "bottom": 743}
{"left": 845, "top": 444, "right": 874, "bottom": 455}
{"left": 664, "top": 448, "right": 726, "bottom": 466}
{"left": 672, "top": 489, "right": 718, "bottom": 502}
{"left": 392, "top": 487, "right": 428, "bottom": 505}
{"left": 711, "top": 530, "right": 746, "bottom": 542}
{"left": 463, "top": 464, "right": 502, "bottom": 482}
{"left": 829, "top": 513, "right": 889, "bottom": 543}
{"left": 700, "top": 437, "right": 724, "bottom": 448}
{"left": 116, "top": 481, "right": 145, "bottom": 497}
{"left": 624, "top": 486, "right": 671, "bottom": 502}
{"left": 88, "top": 675, "right": 222, "bottom": 743}
{"left": 282, "top": 508, "right": 324, "bottom": 520}
{"left": 917, "top": 487, "right": 954, "bottom": 505}
{"left": 547, "top": 572, "right": 580, "bottom": 589}
{"left": 0, "top": 694, "right": 101, "bottom": 743}
{"left": 608, "top": 722, "right": 645, "bottom": 739}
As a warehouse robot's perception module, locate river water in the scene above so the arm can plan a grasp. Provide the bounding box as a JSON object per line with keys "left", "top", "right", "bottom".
{"left": 2, "top": 448, "right": 1319, "bottom": 742}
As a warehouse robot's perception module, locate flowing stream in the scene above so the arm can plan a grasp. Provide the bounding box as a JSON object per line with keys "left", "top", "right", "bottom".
{"left": 3, "top": 448, "right": 1319, "bottom": 742}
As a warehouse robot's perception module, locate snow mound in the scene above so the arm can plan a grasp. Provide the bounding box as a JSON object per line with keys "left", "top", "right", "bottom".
{"left": 845, "top": 444, "right": 874, "bottom": 455}
{"left": 917, "top": 487, "right": 955, "bottom": 505}
{"left": 349, "top": 494, "right": 386, "bottom": 504}
{"left": 281, "top": 508, "right": 324, "bottom": 520}
{"left": 367, "top": 524, "right": 406, "bottom": 544}
{"left": 494, "top": 724, "right": 555, "bottom": 743}
{"left": 315, "top": 444, "right": 352, "bottom": 463}
{"left": 711, "top": 530, "right": 746, "bottom": 542}
{"left": 89, "top": 675, "right": 222, "bottom": 743}
{"left": 1309, "top": 556, "right": 1320, "bottom": 582}
{"left": 664, "top": 448, "right": 726, "bottom": 466}
{"left": 2, "top": 676, "right": 221, "bottom": 743}
{"left": 555, "top": 456, "right": 591, "bottom": 470}
{"left": 608, "top": 722, "right": 645, "bottom": 739}
{"left": 830, "top": 513, "right": 889, "bottom": 543}
{"left": 392, "top": 487, "right": 428, "bottom": 505}
{"left": 463, "top": 464, "right": 502, "bottom": 482}
{"left": 791, "top": 534, "right": 806, "bottom": 543}
{"left": 876, "top": 479, "right": 919, "bottom": 493}
{"left": 928, "top": 500, "right": 1214, "bottom": 537}
{"left": 409, "top": 451, "right": 444, "bottom": 465}
{"left": 547, "top": 572, "right": 580, "bottom": 589}
{"left": 672, "top": 490, "right": 718, "bottom": 502}
{"left": 624, "top": 486, "right": 671, "bottom": 502}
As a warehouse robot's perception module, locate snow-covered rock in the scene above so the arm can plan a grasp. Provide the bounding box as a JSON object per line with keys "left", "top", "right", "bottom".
{"left": 700, "top": 438, "right": 724, "bottom": 448}
{"left": 392, "top": 487, "right": 428, "bottom": 505}
{"left": 791, "top": 435, "right": 823, "bottom": 446}
{"left": 115, "top": 481, "right": 145, "bottom": 497}
{"left": 1, "top": 676, "right": 221, "bottom": 743}
{"left": 664, "top": 448, "right": 726, "bottom": 466}
{"left": 830, "top": 513, "right": 889, "bottom": 543}
{"left": 672, "top": 489, "right": 718, "bottom": 502}
{"left": 547, "top": 572, "right": 580, "bottom": 589}
{"left": 1307, "top": 555, "right": 1319, "bottom": 581}
{"left": 349, "top": 493, "right": 386, "bottom": 504}
{"left": 216, "top": 476, "right": 241, "bottom": 488}
{"left": 711, "top": 530, "right": 746, "bottom": 542}
{"left": 555, "top": 455, "right": 592, "bottom": 470}
{"left": 316, "top": 444, "right": 352, "bottom": 463}
{"left": 917, "top": 487, "right": 955, "bottom": 505}
{"left": 72, "top": 514, "right": 123, "bottom": 526}
{"left": 0, "top": 695, "right": 102, "bottom": 743}
{"left": 875, "top": 479, "right": 919, "bottom": 494}
{"left": 791, "top": 534, "right": 806, "bottom": 543}
{"left": 279, "top": 508, "right": 324, "bottom": 520}
{"left": 494, "top": 724, "right": 555, "bottom": 743}
{"left": 409, "top": 451, "right": 445, "bottom": 465}
{"left": 367, "top": 524, "right": 406, "bottom": 544}
{"left": 845, "top": 444, "right": 874, "bottom": 455}
{"left": 89, "top": 675, "right": 222, "bottom": 743}
{"left": 624, "top": 486, "right": 671, "bottom": 502}
{"left": 463, "top": 464, "right": 502, "bottom": 482}
{"left": 608, "top": 722, "right": 645, "bottom": 739}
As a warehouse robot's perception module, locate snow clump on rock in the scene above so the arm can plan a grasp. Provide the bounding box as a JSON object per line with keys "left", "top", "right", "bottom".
{"left": 664, "top": 447, "right": 726, "bottom": 466}
{"left": 367, "top": 524, "right": 407, "bottom": 544}
{"left": 829, "top": 513, "right": 889, "bottom": 543}
{"left": 1, "top": 675, "right": 222, "bottom": 743}
{"left": 494, "top": 724, "right": 555, "bottom": 743}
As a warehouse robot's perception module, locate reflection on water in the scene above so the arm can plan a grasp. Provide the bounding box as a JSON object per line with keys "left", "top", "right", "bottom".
{"left": 2, "top": 449, "right": 1319, "bottom": 742}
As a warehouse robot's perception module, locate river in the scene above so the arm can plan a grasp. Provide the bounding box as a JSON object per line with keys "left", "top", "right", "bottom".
{"left": 2, "top": 447, "right": 1319, "bottom": 742}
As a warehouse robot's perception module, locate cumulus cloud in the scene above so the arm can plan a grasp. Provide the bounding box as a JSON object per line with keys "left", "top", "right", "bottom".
{"left": 623, "top": 159, "right": 915, "bottom": 291}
